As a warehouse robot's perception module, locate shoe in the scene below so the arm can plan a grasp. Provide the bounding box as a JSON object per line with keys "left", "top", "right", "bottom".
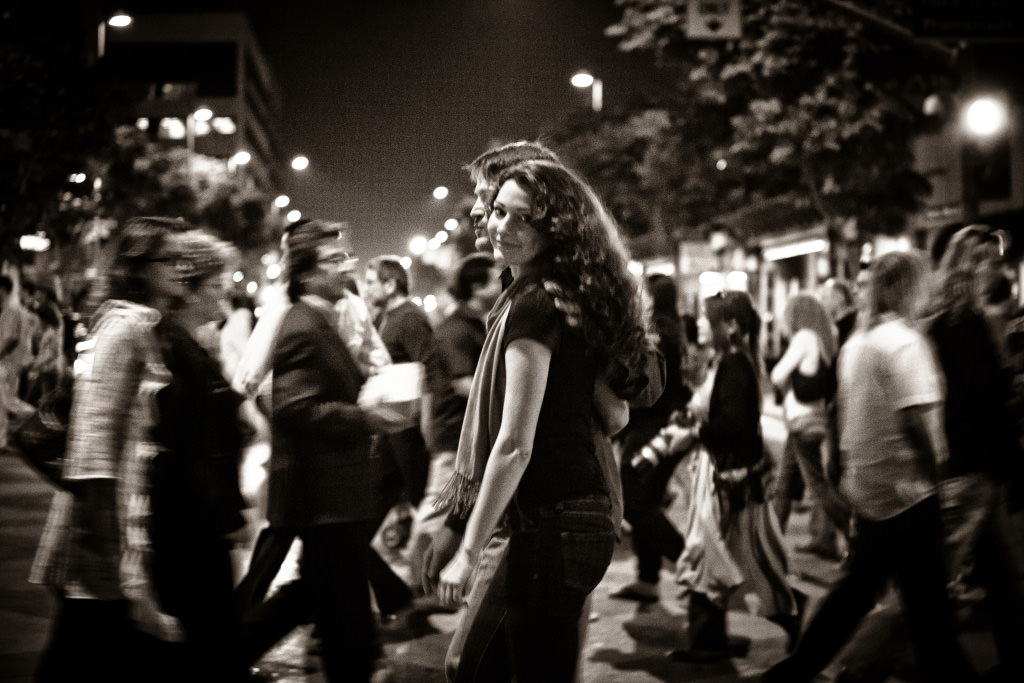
{"left": 768, "top": 589, "right": 806, "bottom": 654}
{"left": 610, "top": 581, "right": 659, "bottom": 603}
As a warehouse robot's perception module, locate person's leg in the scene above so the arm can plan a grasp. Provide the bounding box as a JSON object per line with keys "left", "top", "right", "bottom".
{"left": 771, "top": 433, "right": 802, "bottom": 531}
{"left": 505, "top": 505, "right": 615, "bottom": 683}
{"left": 301, "top": 522, "right": 378, "bottom": 683}
{"left": 791, "top": 430, "right": 850, "bottom": 549}
{"left": 974, "top": 483, "right": 1024, "bottom": 679}
{"left": 890, "top": 496, "right": 977, "bottom": 683}
{"left": 763, "top": 514, "right": 891, "bottom": 682}
{"left": 236, "top": 578, "right": 313, "bottom": 669}
{"left": 408, "top": 448, "right": 456, "bottom": 590}
{"left": 447, "top": 530, "right": 511, "bottom": 683}
{"left": 939, "top": 473, "right": 993, "bottom": 597}
{"left": 235, "top": 526, "right": 297, "bottom": 613}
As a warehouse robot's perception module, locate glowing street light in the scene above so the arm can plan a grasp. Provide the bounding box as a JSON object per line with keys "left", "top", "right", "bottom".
{"left": 108, "top": 11, "right": 132, "bottom": 28}
{"left": 433, "top": 186, "right": 449, "bottom": 200}
{"left": 963, "top": 96, "right": 1007, "bottom": 137}
{"left": 287, "top": 209, "right": 302, "bottom": 223}
{"left": 232, "top": 151, "right": 251, "bottom": 166}
{"left": 571, "top": 71, "right": 603, "bottom": 113}
{"left": 409, "top": 235, "right": 429, "bottom": 255}
{"left": 291, "top": 155, "right": 309, "bottom": 171}
{"left": 274, "top": 195, "right": 290, "bottom": 209}
{"left": 193, "top": 106, "right": 213, "bottom": 122}
{"left": 444, "top": 218, "right": 459, "bottom": 231}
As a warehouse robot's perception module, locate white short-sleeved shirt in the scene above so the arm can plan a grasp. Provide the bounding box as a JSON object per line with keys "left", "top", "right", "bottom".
{"left": 838, "top": 315, "right": 945, "bottom": 521}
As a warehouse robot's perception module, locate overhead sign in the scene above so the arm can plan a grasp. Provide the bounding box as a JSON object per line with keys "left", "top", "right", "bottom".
{"left": 686, "top": 0, "right": 742, "bottom": 40}
{"left": 913, "top": 0, "right": 1024, "bottom": 40}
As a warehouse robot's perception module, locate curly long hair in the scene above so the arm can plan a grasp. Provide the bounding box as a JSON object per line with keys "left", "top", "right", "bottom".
{"left": 496, "top": 159, "right": 648, "bottom": 374}
{"left": 931, "top": 224, "right": 1007, "bottom": 319}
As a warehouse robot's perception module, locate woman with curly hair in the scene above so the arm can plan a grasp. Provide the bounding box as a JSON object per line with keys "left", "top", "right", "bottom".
{"left": 435, "top": 159, "right": 648, "bottom": 681}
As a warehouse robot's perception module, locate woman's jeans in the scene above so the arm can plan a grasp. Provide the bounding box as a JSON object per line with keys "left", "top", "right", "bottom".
{"left": 506, "top": 496, "right": 616, "bottom": 683}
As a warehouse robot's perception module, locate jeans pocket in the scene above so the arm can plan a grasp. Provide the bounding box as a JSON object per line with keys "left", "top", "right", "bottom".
{"left": 559, "top": 530, "right": 615, "bottom": 594}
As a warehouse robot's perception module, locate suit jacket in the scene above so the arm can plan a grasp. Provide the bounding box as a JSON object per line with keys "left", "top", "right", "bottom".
{"left": 267, "top": 300, "right": 377, "bottom": 527}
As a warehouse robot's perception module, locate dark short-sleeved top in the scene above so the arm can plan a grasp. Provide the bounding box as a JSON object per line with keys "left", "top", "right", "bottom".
{"left": 377, "top": 299, "right": 433, "bottom": 364}
{"left": 502, "top": 277, "right": 605, "bottom": 512}
{"left": 428, "top": 304, "right": 485, "bottom": 453}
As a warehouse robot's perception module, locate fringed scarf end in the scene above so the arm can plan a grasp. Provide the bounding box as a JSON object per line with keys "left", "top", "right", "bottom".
{"left": 433, "top": 471, "right": 480, "bottom": 518}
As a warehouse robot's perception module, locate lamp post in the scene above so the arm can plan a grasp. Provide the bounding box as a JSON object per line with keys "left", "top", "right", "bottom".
{"left": 184, "top": 106, "right": 213, "bottom": 185}
{"left": 961, "top": 94, "right": 1009, "bottom": 224}
{"left": 571, "top": 71, "right": 603, "bottom": 113}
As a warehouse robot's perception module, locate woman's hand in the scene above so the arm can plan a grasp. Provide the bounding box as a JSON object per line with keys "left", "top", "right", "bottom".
{"left": 437, "top": 546, "right": 477, "bottom": 608}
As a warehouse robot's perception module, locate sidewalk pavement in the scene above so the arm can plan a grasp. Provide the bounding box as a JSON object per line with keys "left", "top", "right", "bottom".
{"left": 0, "top": 406, "right": 1002, "bottom": 682}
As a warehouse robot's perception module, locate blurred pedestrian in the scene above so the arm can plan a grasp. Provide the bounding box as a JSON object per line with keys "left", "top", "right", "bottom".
{"left": 611, "top": 273, "right": 690, "bottom": 603}
{"left": 762, "top": 249, "right": 978, "bottom": 683}
{"left": 235, "top": 219, "right": 395, "bottom": 682}
{"left": 0, "top": 275, "right": 24, "bottom": 449}
{"left": 365, "top": 255, "right": 434, "bottom": 542}
{"left": 435, "top": 159, "right": 651, "bottom": 682}
{"left": 29, "top": 216, "right": 188, "bottom": 682}
{"left": 148, "top": 229, "right": 249, "bottom": 681}
{"left": 672, "top": 290, "right": 802, "bottom": 660}
{"left": 926, "top": 225, "right": 1023, "bottom": 681}
{"left": 770, "top": 292, "right": 849, "bottom": 561}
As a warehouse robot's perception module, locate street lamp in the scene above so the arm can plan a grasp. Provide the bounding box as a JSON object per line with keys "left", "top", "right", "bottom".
{"left": 433, "top": 186, "right": 449, "bottom": 200}
{"left": 571, "top": 71, "right": 603, "bottom": 113}
{"left": 291, "top": 155, "right": 309, "bottom": 171}
{"left": 960, "top": 94, "right": 1009, "bottom": 223}
{"left": 185, "top": 107, "right": 213, "bottom": 184}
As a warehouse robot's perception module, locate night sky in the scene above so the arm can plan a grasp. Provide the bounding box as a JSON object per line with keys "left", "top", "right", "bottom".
{"left": 131, "top": 0, "right": 661, "bottom": 260}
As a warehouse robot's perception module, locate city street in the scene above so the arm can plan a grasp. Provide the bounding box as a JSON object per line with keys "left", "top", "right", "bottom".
{"left": 0, "top": 405, "right": 1000, "bottom": 682}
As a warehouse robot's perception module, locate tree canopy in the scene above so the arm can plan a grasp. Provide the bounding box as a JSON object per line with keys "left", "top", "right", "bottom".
{"left": 556, "top": 0, "right": 958, "bottom": 265}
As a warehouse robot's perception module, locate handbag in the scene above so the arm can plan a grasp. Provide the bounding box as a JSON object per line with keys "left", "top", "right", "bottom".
{"left": 10, "top": 372, "right": 73, "bottom": 489}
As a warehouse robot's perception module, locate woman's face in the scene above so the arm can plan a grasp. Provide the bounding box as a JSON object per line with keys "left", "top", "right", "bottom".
{"left": 189, "top": 273, "right": 229, "bottom": 325}
{"left": 488, "top": 180, "right": 548, "bottom": 268}
{"left": 143, "top": 245, "right": 187, "bottom": 304}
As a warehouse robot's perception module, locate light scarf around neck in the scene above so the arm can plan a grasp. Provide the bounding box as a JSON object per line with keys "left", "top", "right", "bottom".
{"left": 433, "top": 290, "right": 513, "bottom": 517}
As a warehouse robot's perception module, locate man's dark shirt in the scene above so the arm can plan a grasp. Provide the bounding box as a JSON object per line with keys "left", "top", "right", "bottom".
{"left": 428, "top": 304, "right": 485, "bottom": 453}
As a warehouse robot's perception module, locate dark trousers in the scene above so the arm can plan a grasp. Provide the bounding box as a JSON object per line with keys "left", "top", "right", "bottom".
{"left": 237, "top": 521, "right": 379, "bottom": 683}
{"left": 775, "top": 496, "right": 976, "bottom": 683}
{"left": 36, "top": 596, "right": 178, "bottom": 683}
{"left": 620, "top": 455, "right": 685, "bottom": 584}
{"left": 506, "top": 498, "right": 616, "bottom": 683}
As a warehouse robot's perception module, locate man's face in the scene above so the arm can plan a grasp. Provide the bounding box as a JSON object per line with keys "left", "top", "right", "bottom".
{"left": 305, "top": 242, "right": 352, "bottom": 303}
{"left": 471, "top": 178, "right": 501, "bottom": 261}
{"left": 363, "top": 267, "right": 391, "bottom": 307}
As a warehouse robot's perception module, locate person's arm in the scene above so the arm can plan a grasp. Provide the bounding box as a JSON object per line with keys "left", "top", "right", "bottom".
{"left": 593, "top": 378, "right": 629, "bottom": 436}
{"left": 272, "top": 322, "right": 376, "bottom": 439}
{"left": 898, "top": 401, "right": 948, "bottom": 483}
{"left": 437, "top": 337, "right": 550, "bottom": 607}
{"left": 770, "top": 330, "right": 811, "bottom": 389}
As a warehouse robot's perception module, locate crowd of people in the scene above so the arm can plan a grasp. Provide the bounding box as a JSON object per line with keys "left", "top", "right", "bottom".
{"left": 3, "top": 138, "right": 1023, "bottom": 683}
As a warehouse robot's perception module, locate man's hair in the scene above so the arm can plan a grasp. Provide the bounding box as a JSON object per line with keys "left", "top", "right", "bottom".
{"left": 449, "top": 253, "right": 495, "bottom": 302}
{"left": 285, "top": 219, "right": 344, "bottom": 302}
{"left": 464, "top": 140, "right": 560, "bottom": 185}
{"left": 0, "top": 275, "right": 12, "bottom": 294}
{"left": 366, "top": 255, "right": 409, "bottom": 296}
{"left": 868, "top": 249, "right": 929, "bottom": 326}
{"left": 645, "top": 273, "right": 677, "bottom": 319}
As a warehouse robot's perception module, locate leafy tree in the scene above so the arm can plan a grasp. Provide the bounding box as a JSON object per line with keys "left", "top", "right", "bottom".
{"left": 587, "top": 0, "right": 957, "bottom": 273}
{"left": 0, "top": 7, "right": 129, "bottom": 264}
